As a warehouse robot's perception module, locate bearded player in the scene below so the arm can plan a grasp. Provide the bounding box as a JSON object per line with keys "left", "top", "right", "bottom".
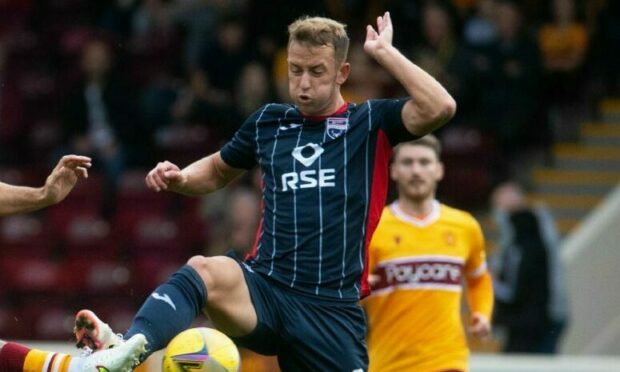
{"left": 364, "top": 135, "right": 493, "bottom": 372}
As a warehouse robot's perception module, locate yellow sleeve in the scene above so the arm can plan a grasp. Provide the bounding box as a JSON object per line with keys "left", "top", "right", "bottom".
{"left": 466, "top": 271, "right": 494, "bottom": 321}
{"left": 464, "top": 217, "right": 494, "bottom": 320}
{"left": 464, "top": 217, "right": 486, "bottom": 276}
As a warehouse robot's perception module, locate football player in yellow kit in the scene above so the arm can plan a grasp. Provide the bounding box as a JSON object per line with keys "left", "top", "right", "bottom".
{"left": 364, "top": 135, "right": 494, "bottom": 372}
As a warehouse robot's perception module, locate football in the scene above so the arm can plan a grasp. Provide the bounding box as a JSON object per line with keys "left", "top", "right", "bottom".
{"left": 162, "top": 327, "right": 240, "bottom": 372}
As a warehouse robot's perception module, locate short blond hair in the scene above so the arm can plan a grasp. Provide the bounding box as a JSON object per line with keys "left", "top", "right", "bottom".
{"left": 288, "top": 16, "right": 350, "bottom": 64}
{"left": 393, "top": 134, "right": 442, "bottom": 160}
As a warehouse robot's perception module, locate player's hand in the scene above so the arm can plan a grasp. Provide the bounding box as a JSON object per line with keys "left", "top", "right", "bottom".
{"left": 364, "top": 11, "right": 394, "bottom": 59}
{"left": 469, "top": 312, "right": 491, "bottom": 340}
{"left": 146, "top": 160, "right": 187, "bottom": 193}
{"left": 42, "top": 155, "right": 92, "bottom": 205}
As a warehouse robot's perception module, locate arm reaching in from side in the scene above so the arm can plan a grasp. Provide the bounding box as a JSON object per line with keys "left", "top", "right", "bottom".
{"left": 364, "top": 11, "right": 456, "bottom": 136}
{"left": 0, "top": 154, "right": 92, "bottom": 216}
{"left": 145, "top": 151, "right": 245, "bottom": 196}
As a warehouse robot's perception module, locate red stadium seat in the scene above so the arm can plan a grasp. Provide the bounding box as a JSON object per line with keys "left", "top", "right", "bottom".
{"left": 80, "top": 295, "right": 143, "bottom": 333}
{"left": 59, "top": 172, "right": 105, "bottom": 208}
{"left": 132, "top": 258, "right": 182, "bottom": 295}
{"left": 111, "top": 207, "right": 166, "bottom": 243}
{"left": 117, "top": 169, "right": 172, "bottom": 213}
{"left": 0, "top": 167, "right": 41, "bottom": 187}
{"left": 439, "top": 128, "right": 497, "bottom": 207}
{"left": 0, "top": 257, "right": 62, "bottom": 293}
{"left": 62, "top": 214, "right": 118, "bottom": 259}
{"left": 0, "top": 304, "right": 32, "bottom": 340}
{"left": 129, "top": 216, "right": 189, "bottom": 260}
{"left": 45, "top": 205, "right": 101, "bottom": 242}
{"left": 19, "top": 299, "right": 74, "bottom": 340}
{"left": 156, "top": 125, "right": 218, "bottom": 167}
{"left": 61, "top": 258, "right": 132, "bottom": 295}
{"left": 28, "top": 118, "right": 61, "bottom": 159}
{"left": 0, "top": 214, "right": 54, "bottom": 258}
{"left": 33, "top": 306, "right": 74, "bottom": 340}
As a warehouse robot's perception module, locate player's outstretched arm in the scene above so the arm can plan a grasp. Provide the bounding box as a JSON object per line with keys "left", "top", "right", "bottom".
{"left": 0, "top": 154, "right": 92, "bottom": 216}
{"left": 145, "top": 151, "right": 245, "bottom": 196}
{"left": 364, "top": 11, "right": 456, "bottom": 136}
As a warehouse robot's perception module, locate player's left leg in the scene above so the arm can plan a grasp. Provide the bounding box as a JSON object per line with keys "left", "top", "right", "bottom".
{"left": 0, "top": 334, "right": 146, "bottom": 372}
{"left": 75, "top": 255, "right": 257, "bottom": 364}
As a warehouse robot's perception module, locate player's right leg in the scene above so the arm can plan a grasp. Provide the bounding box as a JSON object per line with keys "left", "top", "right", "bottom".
{"left": 75, "top": 255, "right": 257, "bottom": 363}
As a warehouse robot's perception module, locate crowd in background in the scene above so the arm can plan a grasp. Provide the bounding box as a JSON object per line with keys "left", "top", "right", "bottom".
{"left": 0, "top": 0, "right": 619, "bottom": 207}
{"left": 0, "top": 0, "right": 618, "bottom": 347}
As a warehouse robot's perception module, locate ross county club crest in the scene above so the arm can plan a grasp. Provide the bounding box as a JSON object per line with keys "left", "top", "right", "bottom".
{"left": 325, "top": 117, "right": 349, "bottom": 139}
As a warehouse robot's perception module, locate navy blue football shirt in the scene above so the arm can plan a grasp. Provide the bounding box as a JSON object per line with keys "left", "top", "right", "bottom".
{"left": 220, "top": 99, "right": 417, "bottom": 301}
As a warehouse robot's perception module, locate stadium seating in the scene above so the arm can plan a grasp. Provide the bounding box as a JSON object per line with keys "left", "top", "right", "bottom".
{"left": 0, "top": 214, "right": 54, "bottom": 258}
{"left": 17, "top": 297, "right": 74, "bottom": 340}
{"left": 132, "top": 258, "right": 183, "bottom": 295}
{"left": 129, "top": 215, "right": 187, "bottom": 259}
{"left": 62, "top": 214, "right": 117, "bottom": 259}
{"left": 0, "top": 257, "right": 63, "bottom": 294}
{"left": 61, "top": 258, "right": 132, "bottom": 295}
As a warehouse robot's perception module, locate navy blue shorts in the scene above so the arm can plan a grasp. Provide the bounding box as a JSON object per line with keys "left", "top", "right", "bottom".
{"left": 231, "top": 262, "right": 368, "bottom": 372}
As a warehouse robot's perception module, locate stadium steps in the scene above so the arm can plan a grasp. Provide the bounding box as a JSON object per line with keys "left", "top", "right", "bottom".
{"left": 528, "top": 114, "right": 620, "bottom": 233}
{"left": 599, "top": 98, "right": 620, "bottom": 122}
{"left": 581, "top": 123, "right": 620, "bottom": 146}
{"left": 481, "top": 98, "right": 620, "bottom": 247}
{"left": 528, "top": 102, "right": 620, "bottom": 231}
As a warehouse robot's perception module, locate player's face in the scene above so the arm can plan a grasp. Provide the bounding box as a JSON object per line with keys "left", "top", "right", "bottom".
{"left": 391, "top": 144, "right": 443, "bottom": 201}
{"left": 287, "top": 41, "right": 350, "bottom": 116}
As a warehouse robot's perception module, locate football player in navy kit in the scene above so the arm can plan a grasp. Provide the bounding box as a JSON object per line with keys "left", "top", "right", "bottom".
{"left": 75, "top": 12, "right": 456, "bottom": 371}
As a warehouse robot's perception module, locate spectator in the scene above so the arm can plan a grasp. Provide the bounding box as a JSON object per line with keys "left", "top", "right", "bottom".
{"left": 590, "top": 0, "right": 620, "bottom": 95}
{"left": 167, "top": 0, "right": 227, "bottom": 68}
{"left": 539, "top": 0, "right": 589, "bottom": 141}
{"left": 490, "top": 181, "right": 569, "bottom": 354}
{"left": 59, "top": 38, "right": 139, "bottom": 217}
{"left": 234, "top": 62, "right": 275, "bottom": 123}
{"left": 463, "top": 0, "right": 498, "bottom": 48}
{"left": 414, "top": 1, "right": 476, "bottom": 124}
{"left": 539, "top": 0, "right": 588, "bottom": 77}
{"left": 99, "top": 0, "right": 140, "bottom": 42}
{"left": 199, "top": 14, "right": 251, "bottom": 100}
{"left": 163, "top": 67, "right": 232, "bottom": 155}
{"left": 474, "top": 0, "right": 543, "bottom": 176}
{"left": 343, "top": 42, "right": 390, "bottom": 103}
{"left": 225, "top": 185, "right": 261, "bottom": 260}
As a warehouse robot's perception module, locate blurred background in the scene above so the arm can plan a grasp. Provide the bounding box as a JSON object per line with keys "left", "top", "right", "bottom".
{"left": 0, "top": 0, "right": 619, "bottom": 370}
